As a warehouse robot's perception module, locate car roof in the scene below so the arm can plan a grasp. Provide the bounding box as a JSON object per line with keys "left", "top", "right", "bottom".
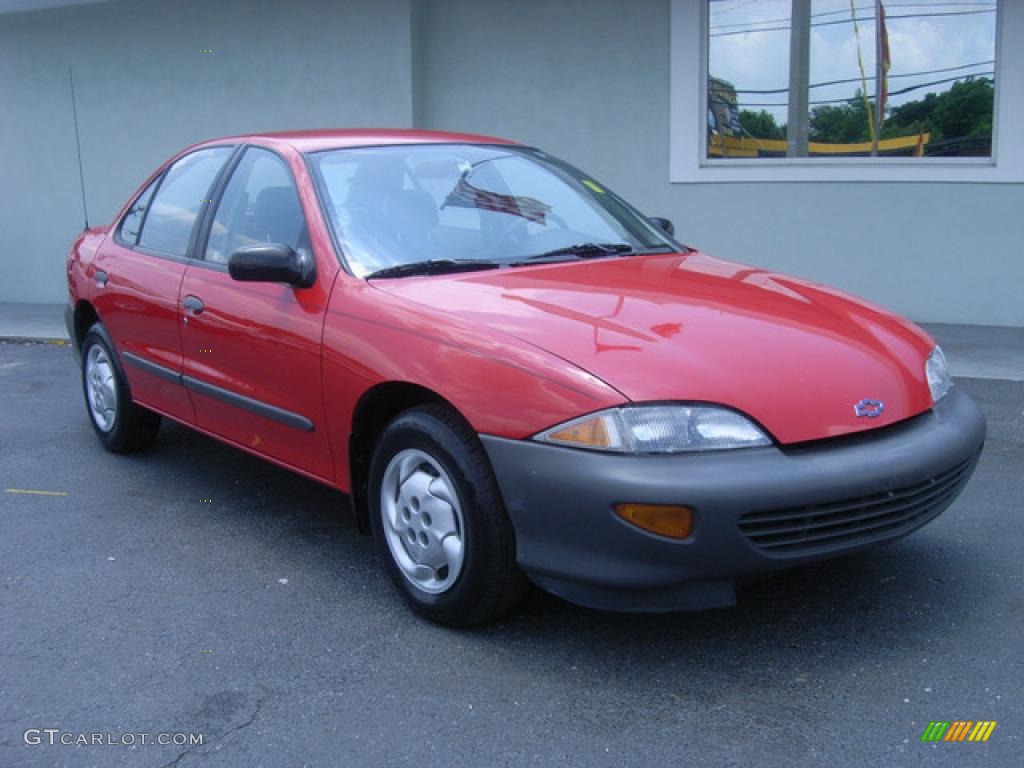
{"left": 197, "top": 128, "right": 521, "bottom": 153}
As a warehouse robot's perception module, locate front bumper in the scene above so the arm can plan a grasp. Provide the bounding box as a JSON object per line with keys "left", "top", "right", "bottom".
{"left": 481, "top": 389, "right": 986, "bottom": 612}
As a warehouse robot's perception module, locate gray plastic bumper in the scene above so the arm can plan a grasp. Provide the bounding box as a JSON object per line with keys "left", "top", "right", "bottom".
{"left": 481, "top": 389, "right": 986, "bottom": 612}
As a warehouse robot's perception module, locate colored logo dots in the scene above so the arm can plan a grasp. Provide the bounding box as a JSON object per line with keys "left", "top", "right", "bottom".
{"left": 921, "top": 721, "right": 997, "bottom": 742}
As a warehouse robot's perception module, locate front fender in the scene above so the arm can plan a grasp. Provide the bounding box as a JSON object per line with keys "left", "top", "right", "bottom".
{"left": 321, "top": 279, "right": 627, "bottom": 493}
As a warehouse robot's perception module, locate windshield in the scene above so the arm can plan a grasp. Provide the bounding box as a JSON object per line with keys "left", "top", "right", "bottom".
{"left": 307, "top": 144, "right": 678, "bottom": 277}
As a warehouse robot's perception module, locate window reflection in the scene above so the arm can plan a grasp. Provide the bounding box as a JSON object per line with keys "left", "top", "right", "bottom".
{"left": 706, "top": 0, "right": 997, "bottom": 159}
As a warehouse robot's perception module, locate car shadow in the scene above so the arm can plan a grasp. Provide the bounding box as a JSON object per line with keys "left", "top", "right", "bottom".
{"left": 137, "top": 418, "right": 987, "bottom": 691}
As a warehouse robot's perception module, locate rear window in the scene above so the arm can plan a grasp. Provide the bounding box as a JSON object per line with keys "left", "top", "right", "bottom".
{"left": 118, "top": 178, "right": 158, "bottom": 245}
{"left": 137, "top": 146, "right": 233, "bottom": 257}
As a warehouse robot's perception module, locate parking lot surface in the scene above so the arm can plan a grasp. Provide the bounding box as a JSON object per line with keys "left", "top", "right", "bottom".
{"left": 2, "top": 341, "right": 1021, "bottom": 767}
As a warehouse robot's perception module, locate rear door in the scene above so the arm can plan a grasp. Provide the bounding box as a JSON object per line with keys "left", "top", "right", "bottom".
{"left": 178, "top": 145, "right": 335, "bottom": 479}
{"left": 93, "top": 146, "right": 235, "bottom": 423}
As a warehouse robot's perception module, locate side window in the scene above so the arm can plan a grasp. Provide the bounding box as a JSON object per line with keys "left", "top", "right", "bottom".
{"left": 137, "top": 146, "right": 233, "bottom": 257}
{"left": 118, "top": 178, "right": 158, "bottom": 245}
{"left": 204, "top": 147, "right": 307, "bottom": 264}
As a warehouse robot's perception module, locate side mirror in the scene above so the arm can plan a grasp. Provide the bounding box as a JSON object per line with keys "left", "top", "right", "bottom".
{"left": 649, "top": 217, "right": 675, "bottom": 237}
{"left": 228, "top": 244, "right": 315, "bottom": 289}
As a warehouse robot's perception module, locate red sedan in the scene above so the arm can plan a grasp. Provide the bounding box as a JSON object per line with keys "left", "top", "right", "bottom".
{"left": 66, "top": 129, "right": 985, "bottom": 625}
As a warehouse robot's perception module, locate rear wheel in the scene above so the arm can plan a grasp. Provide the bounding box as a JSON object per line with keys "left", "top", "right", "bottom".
{"left": 368, "top": 404, "right": 527, "bottom": 626}
{"left": 81, "top": 323, "right": 161, "bottom": 453}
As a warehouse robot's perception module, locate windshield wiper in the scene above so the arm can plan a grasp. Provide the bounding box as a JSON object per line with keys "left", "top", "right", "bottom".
{"left": 510, "top": 242, "right": 637, "bottom": 265}
{"left": 366, "top": 259, "right": 501, "bottom": 279}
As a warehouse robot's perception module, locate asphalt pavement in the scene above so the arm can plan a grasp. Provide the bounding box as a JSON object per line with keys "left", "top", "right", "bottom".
{"left": 1, "top": 340, "right": 1021, "bottom": 767}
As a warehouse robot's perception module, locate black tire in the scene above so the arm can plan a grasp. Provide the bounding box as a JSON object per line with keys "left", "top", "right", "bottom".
{"left": 368, "top": 404, "right": 528, "bottom": 626}
{"left": 80, "top": 322, "right": 161, "bottom": 453}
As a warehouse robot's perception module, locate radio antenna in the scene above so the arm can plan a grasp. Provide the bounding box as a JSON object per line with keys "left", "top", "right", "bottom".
{"left": 68, "top": 65, "right": 90, "bottom": 230}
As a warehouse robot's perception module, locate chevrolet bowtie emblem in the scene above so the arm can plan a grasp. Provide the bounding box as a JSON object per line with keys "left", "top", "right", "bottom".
{"left": 854, "top": 398, "right": 885, "bottom": 418}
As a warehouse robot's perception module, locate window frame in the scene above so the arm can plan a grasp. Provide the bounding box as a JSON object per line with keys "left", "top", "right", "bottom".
{"left": 669, "top": 0, "right": 1023, "bottom": 183}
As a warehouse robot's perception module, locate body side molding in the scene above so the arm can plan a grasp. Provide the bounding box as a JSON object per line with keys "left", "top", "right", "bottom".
{"left": 122, "top": 351, "right": 314, "bottom": 431}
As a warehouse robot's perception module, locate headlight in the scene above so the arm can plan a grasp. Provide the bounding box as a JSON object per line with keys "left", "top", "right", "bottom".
{"left": 926, "top": 346, "right": 952, "bottom": 403}
{"left": 534, "top": 405, "right": 772, "bottom": 454}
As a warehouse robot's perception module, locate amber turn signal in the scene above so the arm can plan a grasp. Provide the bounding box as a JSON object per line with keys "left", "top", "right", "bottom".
{"left": 546, "top": 415, "right": 613, "bottom": 448}
{"left": 614, "top": 503, "right": 694, "bottom": 539}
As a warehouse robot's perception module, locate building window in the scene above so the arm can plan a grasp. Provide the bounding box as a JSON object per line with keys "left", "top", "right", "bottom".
{"left": 708, "top": 0, "right": 996, "bottom": 161}
{"left": 670, "top": 0, "right": 1023, "bottom": 181}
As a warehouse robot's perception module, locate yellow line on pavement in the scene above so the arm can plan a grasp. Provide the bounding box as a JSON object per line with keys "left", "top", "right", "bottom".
{"left": 5, "top": 488, "right": 68, "bottom": 496}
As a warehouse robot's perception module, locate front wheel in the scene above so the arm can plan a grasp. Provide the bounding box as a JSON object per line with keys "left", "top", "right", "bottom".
{"left": 81, "top": 322, "right": 161, "bottom": 453}
{"left": 368, "top": 405, "right": 527, "bottom": 626}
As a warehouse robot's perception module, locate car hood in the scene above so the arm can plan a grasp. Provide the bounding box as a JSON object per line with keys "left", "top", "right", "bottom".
{"left": 370, "top": 251, "right": 936, "bottom": 444}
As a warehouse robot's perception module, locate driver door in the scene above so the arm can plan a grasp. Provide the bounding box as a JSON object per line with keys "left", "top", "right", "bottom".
{"left": 179, "top": 146, "right": 334, "bottom": 479}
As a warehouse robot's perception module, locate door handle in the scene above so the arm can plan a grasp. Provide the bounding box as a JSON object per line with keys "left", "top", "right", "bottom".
{"left": 182, "top": 295, "right": 205, "bottom": 314}
{"left": 94, "top": 270, "right": 108, "bottom": 287}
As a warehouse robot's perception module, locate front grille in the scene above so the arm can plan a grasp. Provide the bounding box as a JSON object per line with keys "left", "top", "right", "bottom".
{"left": 738, "top": 452, "right": 979, "bottom": 557}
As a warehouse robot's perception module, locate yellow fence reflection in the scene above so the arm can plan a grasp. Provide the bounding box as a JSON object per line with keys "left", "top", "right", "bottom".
{"left": 708, "top": 132, "right": 930, "bottom": 158}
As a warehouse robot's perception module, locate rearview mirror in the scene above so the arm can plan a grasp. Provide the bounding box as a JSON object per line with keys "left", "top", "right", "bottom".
{"left": 649, "top": 217, "right": 675, "bottom": 237}
{"left": 228, "top": 244, "right": 315, "bottom": 289}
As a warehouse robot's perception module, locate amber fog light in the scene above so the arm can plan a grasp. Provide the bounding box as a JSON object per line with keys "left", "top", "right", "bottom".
{"left": 614, "top": 503, "right": 693, "bottom": 539}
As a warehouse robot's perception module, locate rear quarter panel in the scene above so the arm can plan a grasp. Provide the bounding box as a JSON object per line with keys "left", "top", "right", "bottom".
{"left": 66, "top": 228, "right": 108, "bottom": 306}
